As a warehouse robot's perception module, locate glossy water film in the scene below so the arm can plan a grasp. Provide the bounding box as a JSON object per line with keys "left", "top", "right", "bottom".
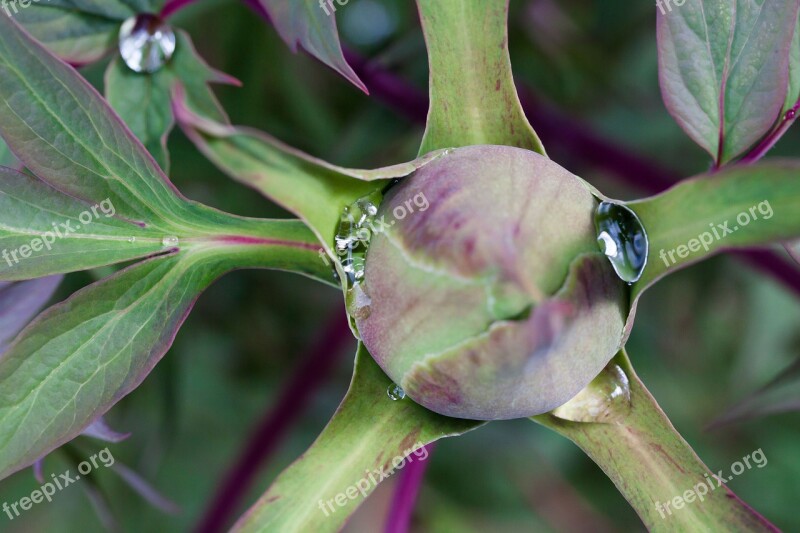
{"left": 119, "top": 14, "right": 177, "bottom": 73}
{"left": 551, "top": 362, "right": 631, "bottom": 423}
{"left": 595, "top": 201, "right": 648, "bottom": 284}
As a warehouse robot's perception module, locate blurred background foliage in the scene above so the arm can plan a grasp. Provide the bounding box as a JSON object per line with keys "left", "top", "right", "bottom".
{"left": 1, "top": 1, "right": 799, "bottom": 531}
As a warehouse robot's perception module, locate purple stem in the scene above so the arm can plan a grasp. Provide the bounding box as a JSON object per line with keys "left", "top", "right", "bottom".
{"left": 740, "top": 101, "right": 800, "bottom": 165}
{"left": 196, "top": 308, "right": 354, "bottom": 533}
{"left": 384, "top": 444, "right": 435, "bottom": 533}
{"left": 242, "top": 0, "right": 271, "bottom": 20}
{"left": 733, "top": 249, "right": 800, "bottom": 298}
{"left": 344, "top": 50, "right": 430, "bottom": 125}
{"left": 161, "top": 0, "right": 198, "bottom": 19}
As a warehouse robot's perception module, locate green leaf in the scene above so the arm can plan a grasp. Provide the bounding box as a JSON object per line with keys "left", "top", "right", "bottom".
{"left": 657, "top": 0, "right": 800, "bottom": 165}
{"left": 0, "top": 14, "right": 190, "bottom": 226}
{"left": 257, "top": 0, "right": 366, "bottom": 93}
{"left": 11, "top": 0, "right": 162, "bottom": 64}
{"left": 416, "top": 0, "right": 545, "bottom": 155}
{"left": 105, "top": 30, "right": 237, "bottom": 172}
{"left": 534, "top": 350, "right": 778, "bottom": 531}
{"left": 12, "top": 6, "right": 118, "bottom": 64}
{"left": 0, "top": 167, "right": 169, "bottom": 281}
{"left": 629, "top": 161, "right": 800, "bottom": 301}
{"left": 105, "top": 58, "right": 173, "bottom": 170}
{"left": 0, "top": 230, "right": 332, "bottom": 481}
{"left": 175, "top": 95, "right": 447, "bottom": 256}
{"left": 0, "top": 13, "right": 331, "bottom": 282}
{"left": 233, "top": 344, "right": 482, "bottom": 533}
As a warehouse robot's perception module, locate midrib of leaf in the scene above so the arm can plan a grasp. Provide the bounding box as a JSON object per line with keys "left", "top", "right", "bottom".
{"left": 715, "top": 3, "right": 735, "bottom": 164}
{"left": 0, "top": 189, "right": 162, "bottom": 241}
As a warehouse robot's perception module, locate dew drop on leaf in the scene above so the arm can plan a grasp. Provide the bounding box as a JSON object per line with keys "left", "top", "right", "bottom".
{"left": 595, "top": 201, "right": 648, "bottom": 283}
{"left": 387, "top": 383, "right": 406, "bottom": 401}
{"left": 119, "top": 14, "right": 176, "bottom": 74}
{"left": 551, "top": 363, "right": 631, "bottom": 423}
{"left": 127, "top": 237, "right": 136, "bottom": 243}
{"left": 161, "top": 235, "right": 179, "bottom": 248}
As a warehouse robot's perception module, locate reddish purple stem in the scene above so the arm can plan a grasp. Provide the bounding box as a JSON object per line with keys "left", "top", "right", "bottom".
{"left": 740, "top": 102, "right": 800, "bottom": 164}
{"left": 733, "top": 249, "right": 800, "bottom": 298}
{"left": 161, "top": 0, "right": 198, "bottom": 19}
{"left": 196, "top": 309, "right": 354, "bottom": 533}
{"left": 384, "top": 444, "right": 435, "bottom": 533}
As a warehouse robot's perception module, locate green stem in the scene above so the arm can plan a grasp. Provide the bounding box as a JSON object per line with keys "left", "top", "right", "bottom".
{"left": 532, "top": 351, "right": 778, "bottom": 532}
{"left": 416, "top": 0, "right": 545, "bottom": 155}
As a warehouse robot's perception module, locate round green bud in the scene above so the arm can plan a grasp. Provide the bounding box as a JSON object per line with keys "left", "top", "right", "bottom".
{"left": 356, "top": 145, "right": 628, "bottom": 420}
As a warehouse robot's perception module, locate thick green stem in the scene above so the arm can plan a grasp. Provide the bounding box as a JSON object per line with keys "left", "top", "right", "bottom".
{"left": 533, "top": 351, "right": 777, "bottom": 532}
{"left": 416, "top": 0, "right": 545, "bottom": 155}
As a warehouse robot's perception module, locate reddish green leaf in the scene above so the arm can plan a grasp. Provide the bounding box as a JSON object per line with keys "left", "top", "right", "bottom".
{"left": 257, "top": 0, "right": 367, "bottom": 93}
{"left": 657, "top": 0, "right": 800, "bottom": 164}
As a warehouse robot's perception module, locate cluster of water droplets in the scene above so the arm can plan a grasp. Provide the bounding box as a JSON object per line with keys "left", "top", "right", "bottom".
{"left": 333, "top": 191, "right": 384, "bottom": 333}
{"left": 551, "top": 362, "right": 631, "bottom": 423}
{"left": 595, "top": 201, "right": 649, "bottom": 284}
{"left": 119, "top": 14, "right": 176, "bottom": 73}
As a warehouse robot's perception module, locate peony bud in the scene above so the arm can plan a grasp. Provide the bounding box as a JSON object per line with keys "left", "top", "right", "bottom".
{"left": 356, "top": 145, "right": 628, "bottom": 420}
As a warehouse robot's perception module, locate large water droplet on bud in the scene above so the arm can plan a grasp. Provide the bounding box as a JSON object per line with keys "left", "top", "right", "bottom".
{"left": 551, "top": 362, "right": 631, "bottom": 423}
{"left": 595, "top": 201, "right": 648, "bottom": 283}
{"left": 119, "top": 14, "right": 176, "bottom": 73}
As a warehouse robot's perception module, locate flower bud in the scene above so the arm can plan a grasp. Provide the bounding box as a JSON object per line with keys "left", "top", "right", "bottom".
{"left": 356, "top": 146, "right": 628, "bottom": 420}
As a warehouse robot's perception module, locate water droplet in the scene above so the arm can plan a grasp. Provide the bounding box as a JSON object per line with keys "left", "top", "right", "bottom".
{"left": 341, "top": 256, "right": 365, "bottom": 284}
{"left": 333, "top": 191, "right": 383, "bottom": 288}
{"left": 335, "top": 233, "right": 358, "bottom": 255}
{"left": 162, "top": 235, "right": 179, "bottom": 248}
{"left": 551, "top": 363, "right": 631, "bottom": 423}
{"left": 786, "top": 108, "right": 797, "bottom": 121}
{"left": 119, "top": 14, "right": 176, "bottom": 74}
{"left": 387, "top": 383, "right": 406, "bottom": 401}
{"left": 127, "top": 237, "right": 136, "bottom": 243}
{"left": 346, "top": 282, "right": 372, "bottom": 320}
{"left": 595, "top": 201, "right": 648, "bottom": 283}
